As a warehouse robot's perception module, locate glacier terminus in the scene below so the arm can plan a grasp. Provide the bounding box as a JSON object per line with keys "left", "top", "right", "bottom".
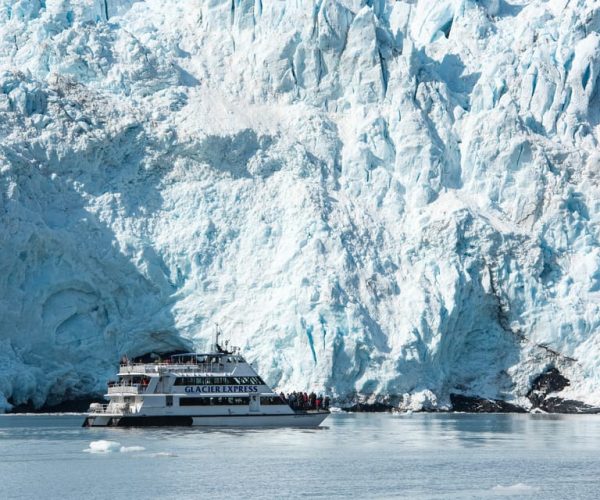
{"left": 0, "top": 0, "right": 599, "bottom": 413}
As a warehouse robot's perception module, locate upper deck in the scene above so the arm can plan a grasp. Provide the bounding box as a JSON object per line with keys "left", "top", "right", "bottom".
{"left": 118, "top": 353, "right": 250, "bottom": 376}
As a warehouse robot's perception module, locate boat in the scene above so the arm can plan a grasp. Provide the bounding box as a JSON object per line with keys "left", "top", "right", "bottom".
{"left": 82, "top": 335, "right": 330, "bottom": 428}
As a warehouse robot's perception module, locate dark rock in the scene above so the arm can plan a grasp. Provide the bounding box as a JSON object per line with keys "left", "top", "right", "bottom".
{"left": 450, "top": 394, "right": 526, "bottom": 413}
{"left": 343, "top": 402, "right": 394, "bottom": 412}
{"left": 527, "top": 367, "right": 570, "bottom": 408}
{"left": 535, "top": 397, "right": 600, "bottom": 414}
{"left": 526, "top": 367, "right": 600, "bottom": 413}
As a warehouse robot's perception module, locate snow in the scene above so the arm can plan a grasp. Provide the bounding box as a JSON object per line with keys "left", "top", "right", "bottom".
{"left": 0, "top": 0, "right": 599, "bottom": 411}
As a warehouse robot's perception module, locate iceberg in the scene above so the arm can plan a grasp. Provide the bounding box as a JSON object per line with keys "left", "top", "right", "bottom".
{"left": 0, "top": 0, "right": 599, "bottom": 412}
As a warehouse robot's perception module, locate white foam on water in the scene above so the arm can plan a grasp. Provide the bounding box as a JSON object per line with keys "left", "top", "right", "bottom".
{"left": 83, "top": 440, "right": 121, "bottom": 453}
{"left": 492, "top": 483, "right": 540, "bottom": 494}
{"left": 151, "top": 452, "right": 177, "bottom": 458}
{"left": 119, "top": 446, "right": 146, "bottom": 453}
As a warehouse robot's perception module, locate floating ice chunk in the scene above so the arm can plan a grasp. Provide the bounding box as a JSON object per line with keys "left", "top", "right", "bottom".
{"left": 84, "top": 440, "right": 121, "bottom": 453}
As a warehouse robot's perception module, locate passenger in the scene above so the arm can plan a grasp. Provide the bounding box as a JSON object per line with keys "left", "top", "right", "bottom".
{"left": 324, "top": 396, "right": 330, "bottom": 410}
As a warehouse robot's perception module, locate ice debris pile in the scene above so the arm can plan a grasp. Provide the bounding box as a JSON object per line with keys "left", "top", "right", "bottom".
{"left": 0, "top": 0, "right": 599, "bottom": 412}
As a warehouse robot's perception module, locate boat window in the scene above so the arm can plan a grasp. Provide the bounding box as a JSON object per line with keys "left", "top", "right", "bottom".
{"left": 174, "top": 377, "right": 194, "bottom": 386}
{"left": 216, "top": 397, "right": 248, "bottom": 405}
{"left": 166, "top": 395, "right": 173, "bottom": 407}
{"left": 179, "top": 397, "right": 249, "bottom": 406}
{"left": 260, "top": 396, "right": 286, "bottom": 405}
{"left": 174, "top": 376, "right": 264, "bottom": 386}
{"left": 179, "top": 397, "right": 211, "bottom": 406}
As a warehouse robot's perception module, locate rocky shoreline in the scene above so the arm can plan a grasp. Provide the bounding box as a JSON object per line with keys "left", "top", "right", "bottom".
{"left": 7, "top": 398, "right": 600, "bottom": 415}
{"left": 6, "top": 368, "right": 600, "bottom": 415}
{"left": 343, "top": 368, "right": 600, "bottom": 414}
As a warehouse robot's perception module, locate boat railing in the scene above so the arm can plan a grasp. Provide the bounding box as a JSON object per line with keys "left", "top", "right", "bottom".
{"left": 119, "top": 362, "right": 228, "bottom": 375}
{"left": 88, "top": 404, "right": 110, "bottom": 414}
{"left": 88, "top": 402, "right": 133, "bottom": 415}
{"left": 107, "top": 383, "right": 144, "bottom": 395}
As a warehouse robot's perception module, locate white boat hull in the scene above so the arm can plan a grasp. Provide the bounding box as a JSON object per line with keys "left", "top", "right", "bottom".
{"left": 190, "top": 412, "right": 328, "bottom": 427}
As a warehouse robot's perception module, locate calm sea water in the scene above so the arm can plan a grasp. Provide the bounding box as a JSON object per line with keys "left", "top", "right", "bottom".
{"left": 1, "top": 412, "right": 599, "bottom": 499}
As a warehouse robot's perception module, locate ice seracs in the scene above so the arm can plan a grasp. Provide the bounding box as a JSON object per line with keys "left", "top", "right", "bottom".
{"left": 1, "top": 1, "right": 600, "bottom": 412}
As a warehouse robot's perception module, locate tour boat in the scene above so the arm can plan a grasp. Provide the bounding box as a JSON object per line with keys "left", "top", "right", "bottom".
{"left": 82, "top": 338, "right": 329, "bottom": 428}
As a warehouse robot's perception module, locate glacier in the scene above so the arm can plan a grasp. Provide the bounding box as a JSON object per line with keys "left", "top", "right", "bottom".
{"left": 0, "top": 0, "right": 599, "bottom": 412}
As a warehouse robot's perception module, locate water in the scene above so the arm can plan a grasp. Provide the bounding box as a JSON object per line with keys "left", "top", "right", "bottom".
{"left": 1, "top": 412, "right": 599, "bottom": 499}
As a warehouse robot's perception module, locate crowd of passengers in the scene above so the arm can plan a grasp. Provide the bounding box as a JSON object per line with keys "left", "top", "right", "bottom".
{"left": 120, "top": 355, "right": 233, "bottom": 365}
{"left": 280, "top": 392, "right": 330, "bottom": 411}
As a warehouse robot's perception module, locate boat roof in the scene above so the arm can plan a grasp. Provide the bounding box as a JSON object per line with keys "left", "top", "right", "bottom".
{"left": 169, "top": 352, "right": 242, "bottom": 359}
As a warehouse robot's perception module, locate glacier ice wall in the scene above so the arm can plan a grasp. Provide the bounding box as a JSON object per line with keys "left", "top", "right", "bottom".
{"left": 1, "top": 0, "right": 599, "bottom": 410}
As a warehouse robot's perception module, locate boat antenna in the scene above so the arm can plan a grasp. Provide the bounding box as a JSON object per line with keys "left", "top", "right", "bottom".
{"left": 214, "top": 323, "right": 225, "bottom": 353}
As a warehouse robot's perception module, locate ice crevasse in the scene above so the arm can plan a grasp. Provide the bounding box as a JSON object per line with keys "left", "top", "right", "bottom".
{"left": 0, "top": 0, "right": 599, "bottom": 411}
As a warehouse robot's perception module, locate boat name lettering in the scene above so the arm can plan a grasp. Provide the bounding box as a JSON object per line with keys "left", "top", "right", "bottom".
{"left": 184, "top": 385, "right": 258, "bottom": 393}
